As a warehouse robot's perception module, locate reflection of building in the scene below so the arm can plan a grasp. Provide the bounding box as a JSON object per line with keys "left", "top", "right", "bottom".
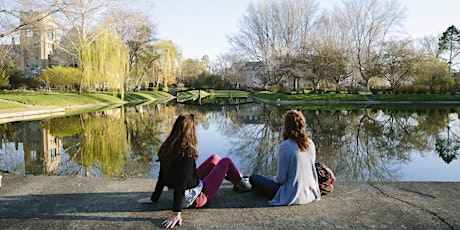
{"left": 235, "top": 103, "right": 264, "bottom": 124}
{"left": 23, "top": 121, "right": 61, "bottom": 174}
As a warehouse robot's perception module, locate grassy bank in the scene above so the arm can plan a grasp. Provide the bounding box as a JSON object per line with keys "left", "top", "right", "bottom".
{"left": 176, "top": 90, "right": 211, "bottom": 101}
{"left": 208, "top": 90, "right": 249, "bottom": 98}
{"left": 254, "top": 91, "right": 460, "bottom": 102}
{"left": 375, "top": 93, "right": 460, "bottom": 101}
{"left": 254, "top": 91, "right": 368, "bottom": 101}
{"left": 2, "top": 90, "right": 459, "bottom": 111}
{"left": 0, "top": 99, "right": 28, "bottom": 110}
{"left": 120, "top": 91, "right": 175, "bottom": 101}
{"left": 0, "top": 91, "right": 174, "bottom": 110}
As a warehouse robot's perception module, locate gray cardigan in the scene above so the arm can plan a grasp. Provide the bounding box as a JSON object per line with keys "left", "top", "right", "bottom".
{"left": 269, "top": 138, "right": 321, "bottom": 206}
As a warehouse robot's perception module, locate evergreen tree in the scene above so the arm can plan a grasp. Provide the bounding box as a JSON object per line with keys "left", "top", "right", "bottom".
{"left": 438, "top": 25, "right": 460, "bottom": 74}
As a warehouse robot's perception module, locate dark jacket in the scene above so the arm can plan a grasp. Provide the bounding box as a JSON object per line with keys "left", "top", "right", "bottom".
{"left": 151, "top": 146, "right": 199, "bottom": 212}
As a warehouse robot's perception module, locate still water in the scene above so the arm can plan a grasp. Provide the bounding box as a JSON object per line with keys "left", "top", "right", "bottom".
{"left": 1, "top": 100, "right": 459, "bottom": 182}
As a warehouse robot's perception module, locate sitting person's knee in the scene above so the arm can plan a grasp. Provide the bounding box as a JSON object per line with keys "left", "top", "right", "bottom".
{"left": 220, "top": 157, "right": 232, "bottom": 164}
{"left": 209, "top": 154, "right": 221, "bottom": 163}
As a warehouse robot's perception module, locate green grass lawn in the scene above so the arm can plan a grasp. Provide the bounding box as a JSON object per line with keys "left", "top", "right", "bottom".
{"left": 0, "top": 91, "right": 177, "bottom": 110}
{"left": 255, "top": 91, "right": 460, "bottom": 102}
{"left": 0, "top": 99, "right": 28, "bottom": 110}
{"left": 0, "top": 93, "right": 124, "bottom": 107}
{"left": 209, "top": 90, "right": 249, "bottom": 98}
{"left": 255, "top": 91, "right": 368, "bottom": 101}
{"left": 121, "top": 91, "right": 175, "bottom": 101}
{"left": 1, "top": 89, "right": 459, "bottom": 111}
{"left": 176, "top": 90, "right": 210, "bottom": 101}
{"left": 375, "top": 93, "right": 460, "bottom": 101}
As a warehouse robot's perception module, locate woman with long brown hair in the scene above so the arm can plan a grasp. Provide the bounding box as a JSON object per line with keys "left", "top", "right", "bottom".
{"left": 137, "top": 113, "right": 251, "bottom": 228}
{"left": 249, "top": 110, "right": 321, "bottom": 205}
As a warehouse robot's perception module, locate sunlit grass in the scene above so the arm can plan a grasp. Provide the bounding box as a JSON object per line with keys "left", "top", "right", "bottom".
{"left": 375, "top": 93, "right": 460, "bottom": 101}
{"left": 121, "top": 91, "right": 175, "bottom": 101}
{"left": 1, "top": 89, "right": 458, "bottom": 112}
{"left": 0, "top": 91, "right": 177, "bottom": 110}
{"left": 177, "top": 90, "right": 210, "bottom": 101}
{"left": 254, "top": 91, "right": 289, "bottom": 101}
{"left": 256, "top": 91, "right": 460, "bottom": 102}
{"left": 0, "top": 91, "right": 172, "bottom": 111}
{"left": 209, "top": 90, "right": 249, "bottom": 98}
{"left": 0, "top": 93, "right": 124, "bottom": 107}
{"left": 0, "top": 99, "right": 28, "bottom": 110}
{"left": 255, "top": 91, "right": 367, "bottom": 101}
{"left": 287, "top": 93, "right": 367, "bottom": 101}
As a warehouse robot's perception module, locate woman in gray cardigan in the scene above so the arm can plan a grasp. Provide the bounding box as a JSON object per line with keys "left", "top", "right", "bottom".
{"left": 249, "top": 110, "right": 321, "bottom": 205}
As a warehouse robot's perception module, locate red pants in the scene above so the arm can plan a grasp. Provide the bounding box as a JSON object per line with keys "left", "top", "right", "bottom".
{"left": 190, "top": 154, "right": 243, "bottom": 208}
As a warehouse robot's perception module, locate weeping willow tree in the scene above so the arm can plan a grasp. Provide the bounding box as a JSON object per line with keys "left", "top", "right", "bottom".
{"left": 79, "top": 26, "right": 129, "bottom": 99}
{"left": 151, "top": 40, "right": 182, "bottom": 91}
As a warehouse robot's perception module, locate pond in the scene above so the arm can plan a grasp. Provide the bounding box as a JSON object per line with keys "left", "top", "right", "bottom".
{"left": 1, "top": 99, "right": 459, "bottom": 182}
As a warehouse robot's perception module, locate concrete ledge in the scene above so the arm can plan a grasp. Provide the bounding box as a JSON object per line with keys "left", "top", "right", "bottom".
{"left": 0, "top": 103, "right": 127, "bottom": 124}
{"left": 0, "top": 108, "right": 65, "bottom": 124}
{"left": 0, "top": 175, "right": 459, "bottom": 229}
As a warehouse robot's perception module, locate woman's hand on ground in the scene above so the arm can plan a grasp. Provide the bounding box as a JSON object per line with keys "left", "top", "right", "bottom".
{"left": 136, "top": 197, "right": 153, "bottom": 204}
{"left": 162, "top": 212, "right": 182, "bottom": 228}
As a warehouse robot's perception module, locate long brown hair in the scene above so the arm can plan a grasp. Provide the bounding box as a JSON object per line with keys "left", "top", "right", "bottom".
{"left": 158, "top": 113, "right": 198, "bottom": 170}
{"left": 283, "top": 110, "right": 310, "bottom": 151}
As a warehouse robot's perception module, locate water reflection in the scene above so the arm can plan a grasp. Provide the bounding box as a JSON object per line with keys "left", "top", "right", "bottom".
{"left": 0, "top": 102, "right": 459, "bottom": 182}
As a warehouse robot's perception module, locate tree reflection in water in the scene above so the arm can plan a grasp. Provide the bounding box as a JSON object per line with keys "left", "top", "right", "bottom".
{"left": 0, "top": 102, "right": 458, "bottom": 182}
{"left": 217, "top": 105, "right": 460, "bottom": 182}
{"left": 51, "top": 109, "right": 130, "bottom": 177}
{"left": 432, "top": 110, "right": 460, "bottom": 164}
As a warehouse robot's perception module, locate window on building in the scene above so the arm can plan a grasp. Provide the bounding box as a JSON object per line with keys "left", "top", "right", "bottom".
{"left": 48, "top": 31, "right": 52, "bottom": 39}
{"left": 50, "top": 148, "right": 57, "bottom": 158}
{"left": 31, "top": 150, "right": 37, "bottom": 160}
{"left": 26, "top": 29, "right": 33, "bottom": 38}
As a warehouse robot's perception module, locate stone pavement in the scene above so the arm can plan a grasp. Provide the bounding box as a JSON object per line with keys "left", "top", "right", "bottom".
{"left": 0, "top": 174, "right": 458, "bottom": 229}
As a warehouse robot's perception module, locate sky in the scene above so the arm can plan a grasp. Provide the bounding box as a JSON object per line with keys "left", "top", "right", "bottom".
{"left": 150, "top": 0, "right": 460, "bottom": 61}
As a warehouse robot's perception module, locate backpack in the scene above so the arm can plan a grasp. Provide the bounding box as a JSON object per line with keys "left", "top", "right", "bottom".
{"left": 315, "top": 162, "right": 334, "bottom": 195}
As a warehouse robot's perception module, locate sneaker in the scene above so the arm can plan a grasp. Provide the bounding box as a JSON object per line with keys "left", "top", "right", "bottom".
{"left": 233, "top": 177, "right": 251, "bottom": 193}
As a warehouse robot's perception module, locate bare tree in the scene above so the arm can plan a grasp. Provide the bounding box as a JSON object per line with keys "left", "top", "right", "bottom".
{"left": 307, "top": 11, "right": 351, "bottom": 91}
{"left": 0, "top": 0, "right": 66, "bottom": 39}
{"left": 104, "top": 8, "right": 156, "bottom": 67}
{"left": 379, "top": 39, "right": 418, "bottom": 92}
{"left": 0, "top": 0, "right": 67, "bottom": 73}
{"left": 337, "top": 0, "right": 405, "bottom": 91}
{"left": 416, "top": 35, "right": 442, "bottom": 59}
{"left": 212, "top": 52, "right": 235, "bottom": 81}
{"left": 57, "top": 0, "right": 116, "bottom": 57}
{"left": 228, "top": 0, "right": 319, "bottom": 87}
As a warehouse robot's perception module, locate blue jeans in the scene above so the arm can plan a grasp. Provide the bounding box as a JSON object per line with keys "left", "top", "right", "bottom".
{"left": 249, "top": 174, "right": 280, "bottom": 200}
